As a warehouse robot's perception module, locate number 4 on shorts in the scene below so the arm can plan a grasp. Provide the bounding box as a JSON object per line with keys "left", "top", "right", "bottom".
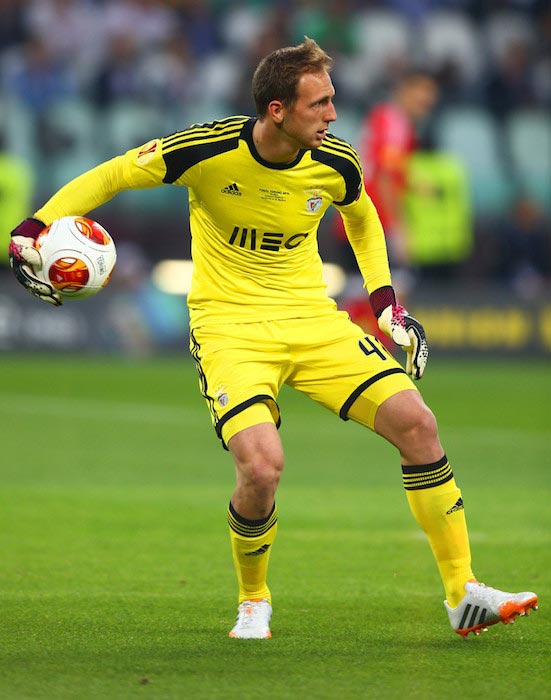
{"left": 358, "top": 336, "right": 387, "bottom": 360}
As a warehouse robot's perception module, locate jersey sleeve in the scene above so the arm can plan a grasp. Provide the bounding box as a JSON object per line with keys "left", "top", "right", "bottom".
{"left": 34, "top": 138, "right": 168, "bottom": 225}
{"left": 338, "top": 187, "right": 392, "bottom": 294}
{"left": 312, "top": 135, "right": 392, "bottom": 292}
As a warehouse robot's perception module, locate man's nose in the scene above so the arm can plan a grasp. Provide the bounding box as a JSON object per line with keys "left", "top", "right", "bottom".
{"left": 325, "top": 103, "right": 337, "bottom": 123}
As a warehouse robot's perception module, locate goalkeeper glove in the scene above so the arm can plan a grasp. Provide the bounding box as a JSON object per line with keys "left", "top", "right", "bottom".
{"left": 370, "top": 286, "right": 428, "bottom": 380}
{"left": 8, "top": 218, "right": 62, "bottom": 306}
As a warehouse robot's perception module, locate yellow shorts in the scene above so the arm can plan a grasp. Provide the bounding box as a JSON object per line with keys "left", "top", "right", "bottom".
{"left": 190, "top": 311, "right": 416, "bottom": 447}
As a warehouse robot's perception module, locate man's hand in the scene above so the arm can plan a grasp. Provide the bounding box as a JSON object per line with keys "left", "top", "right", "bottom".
{"left": 8, "top": 219, "right": 62, "bottom": 306}
{"left": 377, "top": 304, "right": 428, "bottom": 379}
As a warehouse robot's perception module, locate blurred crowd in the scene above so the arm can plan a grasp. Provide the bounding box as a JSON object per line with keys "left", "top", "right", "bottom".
{"left": 0, "top": 0, "right": 550, "bottom": 297}
{"left": 2, "top": 1, "right": 550, "bottom": 119}
{"left": 1, "top": 0, "right": 550, "bottom": 115}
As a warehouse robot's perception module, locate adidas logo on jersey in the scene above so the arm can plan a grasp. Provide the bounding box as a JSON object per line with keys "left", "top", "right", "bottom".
{"left": 221, "top": 182, "right": 242, "bottom": 196}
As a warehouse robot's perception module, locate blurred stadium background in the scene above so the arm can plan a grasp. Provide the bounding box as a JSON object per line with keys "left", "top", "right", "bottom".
{"left": 0, "top": 0, "right": 549, "bottom": 357}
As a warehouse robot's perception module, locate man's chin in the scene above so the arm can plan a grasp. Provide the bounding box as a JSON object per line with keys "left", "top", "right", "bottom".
{"left": 309, "top": 133, "right": 326, "bottom": 148}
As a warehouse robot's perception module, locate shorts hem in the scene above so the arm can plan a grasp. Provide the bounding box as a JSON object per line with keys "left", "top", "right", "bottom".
{"left": 339, "top": 368, "right": 408, "bottom": 421}
{"left": 215, "top": 394, "right": 281, "bottom": 449}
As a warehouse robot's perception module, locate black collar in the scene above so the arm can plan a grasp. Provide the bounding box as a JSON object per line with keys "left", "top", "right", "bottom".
{"left": 241, "top": 117, "right": 307, "bottom": 170}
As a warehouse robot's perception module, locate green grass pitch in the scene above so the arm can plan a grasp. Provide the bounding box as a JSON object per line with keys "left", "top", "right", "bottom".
{"left": 1, "top": 355, "right": 549, "bottom": 700}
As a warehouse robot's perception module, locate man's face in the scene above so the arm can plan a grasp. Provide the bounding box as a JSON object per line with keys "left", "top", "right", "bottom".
{"left": 278, "top": 71, "right": 337, "bottom": 150}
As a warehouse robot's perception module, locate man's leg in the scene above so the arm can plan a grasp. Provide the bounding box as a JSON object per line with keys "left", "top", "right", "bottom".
{"left": 188, "top": 323, "right": 287, "bottom": 637}
{"left": 282, "top": 309, "right": 537, "bottom": 637}
{"left": 225, "top": 413, "right": 283, "bottom": 638}
{"left": 355, "top": 388, "right": 538, "bottom": 636}
{"left": 371, "top": 389, "right": 474, "bottom": 607}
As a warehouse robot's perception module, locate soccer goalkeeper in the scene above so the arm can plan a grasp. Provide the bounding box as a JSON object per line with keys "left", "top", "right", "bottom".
{"left": 8, "top": 38, "right": 538, "bottom": 639}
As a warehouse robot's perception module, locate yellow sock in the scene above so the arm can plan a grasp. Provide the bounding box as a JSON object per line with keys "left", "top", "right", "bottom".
{"left": 227, "top": 502, "right": 278, "bottom": 604}
{"left": 402, "top": 456, "right": 474, "bottom": 608}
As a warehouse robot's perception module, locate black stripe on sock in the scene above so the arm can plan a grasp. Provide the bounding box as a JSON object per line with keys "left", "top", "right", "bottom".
{"left": 401, "top": 455, "right": 453, "bottom": 490}
{"left": 227, "top": 502, "right": 278, "bottom": 538}
{"left": 402, "top": 455, "right": 448, "bottom": 474}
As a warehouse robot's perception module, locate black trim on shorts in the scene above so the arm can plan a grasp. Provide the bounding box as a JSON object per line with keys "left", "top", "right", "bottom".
{"left": 215, "top": 394, "right": 281, "bottom": 450}
{"left": 189, "top": 328, "right": 219, "bottom": 425}
{"left": 339, "top": 368, "right": 407, "bottom": 421}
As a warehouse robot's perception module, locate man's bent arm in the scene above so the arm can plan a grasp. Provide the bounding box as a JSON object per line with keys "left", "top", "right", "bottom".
{"left": 338, "top": 190, "right": 392, "bottom": 295}
{"left": 34, "top": 140, "right": 166, "bottom": 225}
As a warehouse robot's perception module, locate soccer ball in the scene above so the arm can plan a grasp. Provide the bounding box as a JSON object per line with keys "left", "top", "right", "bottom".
{"left": 34, "top": 216, "right": 117, "bottom": 299}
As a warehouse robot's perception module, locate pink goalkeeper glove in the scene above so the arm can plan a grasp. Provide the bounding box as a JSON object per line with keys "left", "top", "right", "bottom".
{"left": 8, "top": 218, "right": 62, "bottom": 306}
{"left": 370, "top": 286, "right": 429, "bottom": 380}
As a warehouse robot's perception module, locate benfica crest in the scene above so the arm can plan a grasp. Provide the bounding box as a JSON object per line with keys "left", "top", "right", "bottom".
{"left": 306, "top": 196, "right": 323, "bottom": 213}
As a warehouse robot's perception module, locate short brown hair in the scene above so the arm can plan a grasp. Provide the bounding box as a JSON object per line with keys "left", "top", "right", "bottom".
{"left": 252, "top": 37, "right": 333, "bottom": 117}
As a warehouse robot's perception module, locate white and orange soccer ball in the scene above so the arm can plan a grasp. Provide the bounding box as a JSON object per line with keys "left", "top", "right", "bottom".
{"left": 34, "top": 216, "right": 117, "bottom": 299}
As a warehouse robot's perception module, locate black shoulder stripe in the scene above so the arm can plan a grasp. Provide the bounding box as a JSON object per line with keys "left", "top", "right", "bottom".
{"left": 188, "top": 115, "right": 250, "bottom": 132}
{"left": 163, "top": 136, "right": 240, "bottom": 183}
{"left": 161, "top": 117, "right": 249, "bottom": 182}
{"left": 311, "top": 148, "right": 362, "bottom": 206}
{"left": 163, "top": 126, "right": 243, "bottom": 153}
{"left": 163, "top": 116, "right": 249, "bottom": 147}
{"left": 323, "top": 134, "right": 362, "bottom": 171}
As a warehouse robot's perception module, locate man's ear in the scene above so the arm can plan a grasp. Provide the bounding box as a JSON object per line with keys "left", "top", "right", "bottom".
{"left": 267, "top": 99, "right": 285, "bottom": 124}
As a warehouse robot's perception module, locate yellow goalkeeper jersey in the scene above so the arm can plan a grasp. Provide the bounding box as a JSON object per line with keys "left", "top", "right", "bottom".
{"left": 35, "top": 116, "right": 391, "bottom": 327}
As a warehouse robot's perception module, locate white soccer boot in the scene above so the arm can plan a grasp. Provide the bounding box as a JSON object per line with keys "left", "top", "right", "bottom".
{"left": 445, "top": 581, "right": 538, "bottom": 638}
{"left": 229, "top": 599, "right": 272, "bottom": 639}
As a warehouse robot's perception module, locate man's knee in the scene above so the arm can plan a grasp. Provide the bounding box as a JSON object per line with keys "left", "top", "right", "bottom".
{"left": 405, "top": 399, "right": 438, "bottom": 440}
{"left": 243, "top": 460, "right": 283, "bottom": 495}
{"left": 375, "top": 390, "right": 441, "bottom": 454}
{"left": 229, "top": 423, "right": 284, "bottom": 492}
{"left": 237, "top": 450, "right": 284, "bottom": 492}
